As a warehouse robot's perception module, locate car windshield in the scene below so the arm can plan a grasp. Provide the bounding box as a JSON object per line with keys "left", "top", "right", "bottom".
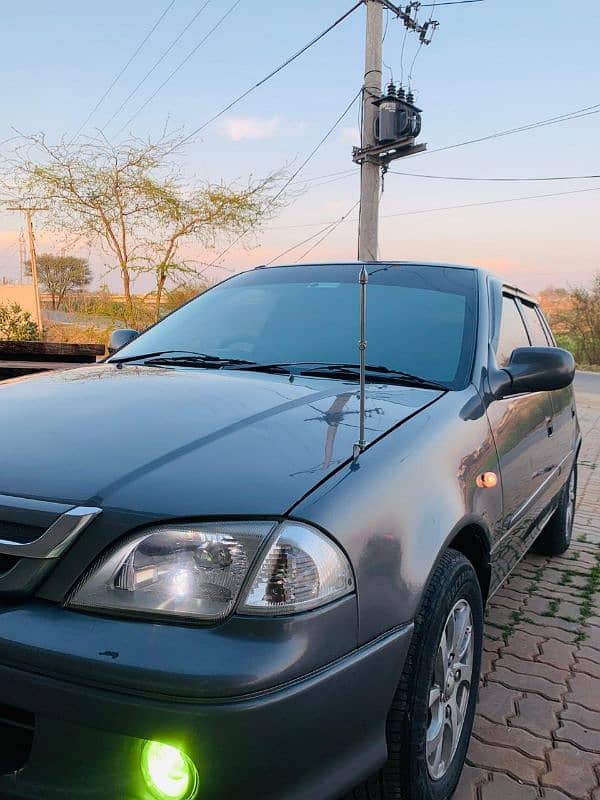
{"left": 114, "top": 263, "right": 478, "bottom": 389}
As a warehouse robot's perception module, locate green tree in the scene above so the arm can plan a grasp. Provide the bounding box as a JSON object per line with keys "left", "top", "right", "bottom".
{"left": 0, "top": 302, "right": 41, "bottom": 341}
{"left": 542, "top": 274, "right": 600, "bottom": 365}
{"left": 26, "top": 253, "right": 91, "bottom": 310}
{"left": 565, "top": 274, "right": 600, "bottom": 365}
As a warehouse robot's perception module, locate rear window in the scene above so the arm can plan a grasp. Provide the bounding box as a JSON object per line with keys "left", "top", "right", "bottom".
{"left": 496, "top": 295, "right": 530, "bottom": 367}
{"left": 520, "top": 301, "right": 550, "bottom": 347}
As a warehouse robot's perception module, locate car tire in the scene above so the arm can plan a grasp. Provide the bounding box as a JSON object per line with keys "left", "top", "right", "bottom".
{"left": 533, "top": 466, "right": 577, "bottom": 556}
{"left": 344, "top": 549, "right": 483, "bottom": 800}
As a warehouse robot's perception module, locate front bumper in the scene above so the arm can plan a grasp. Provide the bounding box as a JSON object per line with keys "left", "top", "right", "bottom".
{"left": 0, "top": 604, "right": 413, "bottom": 800}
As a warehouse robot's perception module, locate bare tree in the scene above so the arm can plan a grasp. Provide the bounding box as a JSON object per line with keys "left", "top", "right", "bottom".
{"left": 4, "top": 133, "right": 277, "bottom": 322}
{"left": 145, "top": 181, "right": 274, "bottom": 321}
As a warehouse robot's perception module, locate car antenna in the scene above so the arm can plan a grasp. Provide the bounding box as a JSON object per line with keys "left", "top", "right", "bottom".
{"left": 353, "top": 265, "right": 369, "bottom": 462}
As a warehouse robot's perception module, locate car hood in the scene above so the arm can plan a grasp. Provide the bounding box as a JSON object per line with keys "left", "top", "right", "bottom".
{"left": 0, "top": 365, "right": 443, "bottom": 516}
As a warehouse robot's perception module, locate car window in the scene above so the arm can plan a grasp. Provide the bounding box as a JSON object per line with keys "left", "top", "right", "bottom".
{"left": 496, "top": 295, "right": 530, "bottom": 367}
{"left": 534, "top": 305, "right": 556, "bottom": 345}
{"left": 520, "top": 301, "right": 550, "bottom": 346}
{"left": 116, "top": 264, "right": 478, "bottom": 389}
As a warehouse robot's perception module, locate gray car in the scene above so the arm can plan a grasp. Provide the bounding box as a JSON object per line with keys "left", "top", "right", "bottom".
{"left": 0, "top": 262, "right": 578, "bottom": 800}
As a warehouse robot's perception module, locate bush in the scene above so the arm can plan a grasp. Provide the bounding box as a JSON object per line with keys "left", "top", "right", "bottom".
{"left": 61, "top": 288, "right": 155, "bottom": 330}
{"left": 540, "top": 276, "right": 600, "bottom": 366}
{"left": 44, "top": 322, "right": 110, "bottom": 352}
{"left": 162, "top": 283, "right": 207, "bottom": 315}
{"left": 0, "top": 302, "right": 41, "bottom": 341}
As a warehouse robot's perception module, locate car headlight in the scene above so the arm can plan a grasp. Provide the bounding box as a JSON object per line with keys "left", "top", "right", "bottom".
{"left": 67, "top": 521, "right": 354, "bottom": 622}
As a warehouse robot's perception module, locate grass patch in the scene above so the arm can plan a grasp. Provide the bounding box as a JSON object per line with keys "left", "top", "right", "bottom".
{"left": 560, "top": 570, "right": 575, "bottom": 585}
{"left": 573, "top": 551, "right": 600, "bottom": 641}
{"left": 543, "top": 599, "right": 560, "bottom": 617}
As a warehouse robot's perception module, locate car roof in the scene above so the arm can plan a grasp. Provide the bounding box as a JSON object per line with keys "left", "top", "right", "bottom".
{"left": 253, "top": 260, "right": 537, "bottom": 303}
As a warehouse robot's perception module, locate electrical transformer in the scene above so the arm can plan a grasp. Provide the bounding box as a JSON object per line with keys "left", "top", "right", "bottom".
{"left": 374, "top": 82, "right": 422, "bottom": 144}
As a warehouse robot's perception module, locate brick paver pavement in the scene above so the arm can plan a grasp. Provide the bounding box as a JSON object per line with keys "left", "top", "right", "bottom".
{"left": 454, "top": 390, "right": 600, "bottom": 799}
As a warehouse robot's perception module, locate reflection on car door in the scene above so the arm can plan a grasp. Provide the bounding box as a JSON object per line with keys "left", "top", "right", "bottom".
{"left": 487, "top": 293, "right": 556, "bottom": 589}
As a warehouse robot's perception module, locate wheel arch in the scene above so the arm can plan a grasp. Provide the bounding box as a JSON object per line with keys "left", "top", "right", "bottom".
{"left": 447, "top": 521, "right": 492, "bottom": 604}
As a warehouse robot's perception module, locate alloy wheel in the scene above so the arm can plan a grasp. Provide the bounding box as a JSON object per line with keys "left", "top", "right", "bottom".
{"left": 426, "top": 599, "right": 474, "bottom": 781}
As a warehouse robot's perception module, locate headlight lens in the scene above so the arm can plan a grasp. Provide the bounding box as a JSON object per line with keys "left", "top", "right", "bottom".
{"left": 67, "top": 522, "right": 275, "bottom": 622}
{"left": 67, "top": 521, "right": 354, "bottom": 622}
{"left": 239, "top": 522, "right": 354, "bottom": 615}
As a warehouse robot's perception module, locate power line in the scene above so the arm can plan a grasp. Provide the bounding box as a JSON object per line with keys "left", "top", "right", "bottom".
{"left": 300, "top": 102, "right": 600, "bottom": 184}
{"left": 424, "top": 103, "right": 600, "bottom": 157}
{"left": 269, "top": 203, "right": 359, "bottom": 265}
{"left": 267, "top": 220, "right": 339, "bottom": 265}
{"left": 407, "top": 0, "right": 437, "bottom": 86}
{"left": 399, "top": 18, "right": 410, "bottom": 84}
{"left": 117, "top": 0, "right": 243, "bottom": 137}
{"left": 269, "top": 184, "right": 600, "bottom": 233}
{"left": 70, "top": 0, "right": 177, "bottom": 141}
{"left": 295, "top": 169, "right": 356, "bottom": 185}
{"left": 103, "top": 0, "right": 211, "bottom": 131}
{"left": 381, "top": 185, "right": 600, "bottom": 218}
{"left": 388, "top": 170, "right": 600, "bottom": 182}
{"left": 282, "top": 102, "right": 600, "bottom": 194}
{"left": 420, "top": 0, "right": 483, "bottom": 5}
{"left": 179, "top": 1, "right": 364, "bottom": 146}
{"left": 295, "top": 201, "right": 360, "bottom": 262}
{"left": 208, "top": 89, "right": 363, "bottom": 267}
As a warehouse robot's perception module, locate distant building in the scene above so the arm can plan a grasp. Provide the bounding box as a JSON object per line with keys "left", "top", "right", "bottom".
{"left": 0, "top": 283, "right": 41, "bottom": 327}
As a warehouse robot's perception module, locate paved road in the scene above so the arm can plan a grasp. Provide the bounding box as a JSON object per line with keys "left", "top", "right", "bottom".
{"left": 455, "top": 388, "right": 600, "bottom": 799}
{"left": 576, "top": 370, "right": 600, "bottom": 397}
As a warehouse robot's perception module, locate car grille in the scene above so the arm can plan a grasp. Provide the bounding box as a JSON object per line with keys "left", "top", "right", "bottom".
{"left": 0, "top": 521, "right": 45, "bottom": 545}
{"left": 0, "top": 496, "right": 101, "bottom": 597}
{"left": 0, "top": 555, "right": 20, "bottom": 575}
{"left": 0, "top": 704, "right": 35, "bottom": 774}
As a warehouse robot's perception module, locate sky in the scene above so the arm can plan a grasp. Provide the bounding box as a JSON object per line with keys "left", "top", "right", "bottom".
{"left": 1, "top": 0, "right": 599, "bottom": 294}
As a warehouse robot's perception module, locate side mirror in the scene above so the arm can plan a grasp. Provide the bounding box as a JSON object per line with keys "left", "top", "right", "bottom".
{"left": 490, "top": 347, "right": 575, "bottom": 399}
{"left": 108, "top": 328, "right": 139, "bottom": 356}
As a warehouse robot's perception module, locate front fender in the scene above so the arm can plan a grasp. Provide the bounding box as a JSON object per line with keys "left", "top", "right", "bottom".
{"left": 291, "top": 388, "right": 501, "bottom": 645}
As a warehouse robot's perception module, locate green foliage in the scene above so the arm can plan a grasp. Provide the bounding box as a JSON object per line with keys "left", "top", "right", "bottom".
{"left": 0, "top": 302, "right": 41, "bottom": 341}
{"left": 555, "top": 333, "right": 577, "bottom": 353}
{"left": 8, "top": 133, "right": 278, "bottom": 318}
{"left": 63, "top": 286, "right": 155, "bottom": 330}
{"left": 541, "top": 274, "right": 600, "bottom": 365}
{"left": 27, "top": 253, "right": 91, "bottom": 310}
{"left": 161, "top": 282, "right": 208, "bottom": 315}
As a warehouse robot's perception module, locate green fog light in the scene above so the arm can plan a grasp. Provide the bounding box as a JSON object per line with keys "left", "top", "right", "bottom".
{"left": 141, "top": 741, "right": 198, "bottom": 800}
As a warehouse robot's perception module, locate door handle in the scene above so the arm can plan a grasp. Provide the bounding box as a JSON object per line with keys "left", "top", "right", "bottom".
{"left": 546, "top": 417, "right": 554, "bottom": 437}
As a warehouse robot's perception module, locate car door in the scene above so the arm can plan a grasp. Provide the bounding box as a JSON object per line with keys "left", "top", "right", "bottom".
{"left": 519, "top": 299, "right": 577, "bottom": 473}
{"left": 486, "top": 291, "right": 556, "bottom": 587}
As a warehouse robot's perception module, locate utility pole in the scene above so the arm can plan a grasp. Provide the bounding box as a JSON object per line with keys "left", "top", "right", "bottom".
{"left": 355, "top": 1, "right": 436, "bottom": 261}
{"left": 18, "top": 231, "right": 26, "bottom": 283}
{"left": 8, "top": 207, "right": 46, "bottom": 329}
{"left": 358, "top": 0, "right": 383, "bottom": 262}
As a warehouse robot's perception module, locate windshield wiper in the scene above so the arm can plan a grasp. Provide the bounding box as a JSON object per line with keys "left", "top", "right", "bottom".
{"left": 306, "top": 364, "right": 449, "bottom": 390}
{"left": 232, "top": 361, "right": 448, "bottom": 390}
{"left": 111, "top": 350, "right": 255, "bottom": 368}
